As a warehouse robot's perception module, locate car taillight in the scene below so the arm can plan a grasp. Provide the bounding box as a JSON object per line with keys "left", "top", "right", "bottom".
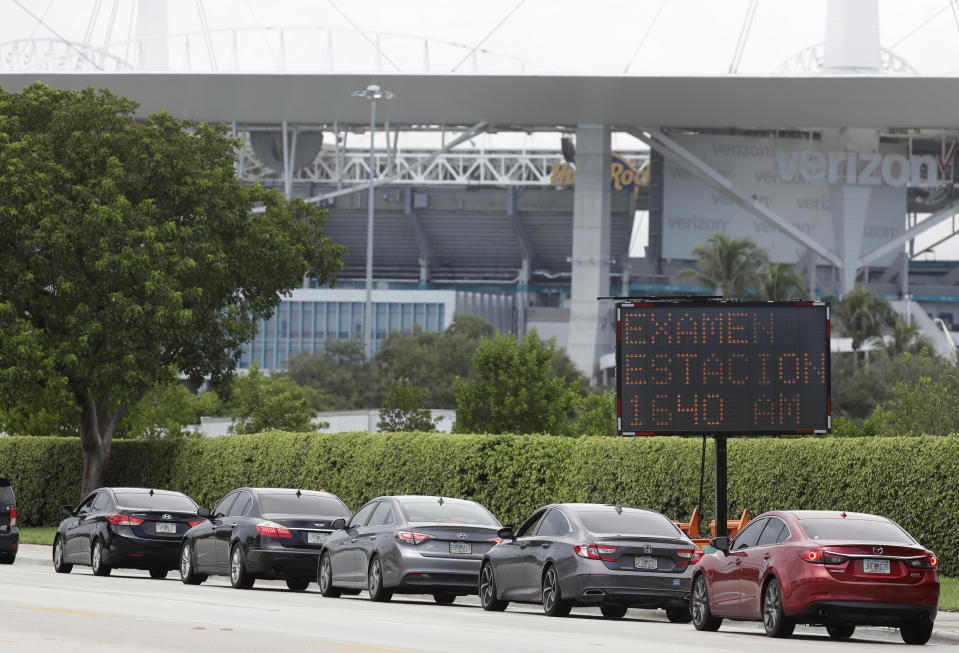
{"left": 105, "top": 514, "right": 145, "bottom": 526}
{"left": 9, "top": 507, "right": 15, "bottom": 527}
{"left": 394, "top": 531, "right": 433, "bottom": 545}
{"left": 675, "top": 549, "right": 704, "bottom": 565}
{"left": 799, "top": 549, "right": 846, "bottom": 564}
{"left": 187, "top": 520, "right": 204, "bottom": 527}
{"left": 488, "top": 537, "right": 502, "bottom": 544}
{"left": 906, "top": 555, "right": 938, "bottom": 569}
{"left": 573, "top": 543, "right": 619, "bottom": 562}
{"left": 255, "top": 521, "right": 292, "bottom": 538}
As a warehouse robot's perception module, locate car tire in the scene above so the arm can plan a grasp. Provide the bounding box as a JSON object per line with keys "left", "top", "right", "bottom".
{"left": 827, "top": 624, "right": 856, "bottom": 639}
{"left": 666, "top": 606, "right": 693, "bottom": 623}
{"left": 542, "top": 565, "right": 572, "bottom": 617}
{"left": 479, "top": 562, "right": 508, "bottom": 612}
{"left": 691, "top": 574, "right": 722, "bottom": 632}
{"left": 600, "top": 605, "right": 628, "bottom": 619}
{"left": 53, "top": 535, "right": 72, "bottom": 574}
{"left": 318, "top": 552, "right": 341, "bottom": 598}
{"left": 367, "top": 556, "right": 392, "bottom": 602}
{"left": 900, "top": 622, "right": 934, "bottom": 645}
{"left": 286, "top": 579, "right": 310, "bottom": 592}
{"left": 762, "top": 578, "right": 794, "bottom": 638}
{"left": 149, "top": 568, "right": 168, "bottom": 580}
{"left": 433, "top": 592, "right": 456, "bottom": 605}
{"left": 179, "top": 542, "right": 206, "bottom": 585}
{"left": 91, "top": 539, "right": 111, "bottom": 577}
{"left": 229, "top": 543, "right": 254, "bottom": 590}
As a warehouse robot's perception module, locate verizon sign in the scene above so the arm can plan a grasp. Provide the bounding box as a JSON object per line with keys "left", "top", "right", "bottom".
{"left": 776, "top": 150, "right": 940, "bottom": 188}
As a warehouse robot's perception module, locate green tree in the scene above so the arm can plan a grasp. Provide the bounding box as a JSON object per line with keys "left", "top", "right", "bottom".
{"left": 570, "top": 389, "right": 617, "bottom": 436}
{"left": 377, "top": 379, "right": 437, "bottom": 432}
{"left": 831, "top": 286, "right": 896, "bottom": 353}
{"left": 286, "top": 338, "right": 388, "bottom": 409}
{"left": 116, "top": 380, "right": 221, "bottom": 439}
{"left": 678, "top": 234, "right": 768, "bottom": 298}
{"left": 865, "top": 373, "right": 959, "bottom": 436}
{"left": 758, "top": 262, "right": 807, "bottom": 301}
{"left": 454, "top": 329, "right": 578, "bottom": 435}
{"left": 228, "top": 362, "right": 331, "bottom": 434}
{"left": 882, "top": 320, "right": 930, "bottom": 356}
{"left": 0, "top": 84, "right": 344, "bottom": 495}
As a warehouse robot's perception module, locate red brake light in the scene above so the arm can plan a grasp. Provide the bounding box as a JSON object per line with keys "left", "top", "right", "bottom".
{"left": 255, "top": 521, "right": 292, "bottom": 538}
{"left": 800, "top": 549, "right": 822, "bottom": 562}
{"left": 907, "top": 554, "right": 938, "bottom": 569}
{"left": 676, "top": 549, "right": 704, "bottom": 565}
{"left": 106, "top": 514, "right": 145, "bottom": 526}
{"left": 9, "top": 507, "right": 15, "bottom": 527}
{"left": 929, "top": 555, "right": 938, "bottom": 568}
{"left": 488, "top": 537, "right": 503, "bottom": 544}
{"left": 573, "top": 543, "right": 619, "bottom": 562}
{"left": 395, "top": 531, "right": 433, "bottom": 545}
{"left": 187, "top": 520, "right": 204, "bottom": 527}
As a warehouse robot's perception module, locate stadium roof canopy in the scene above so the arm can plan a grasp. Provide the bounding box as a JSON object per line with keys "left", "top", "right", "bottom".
{"left": 4, "top": 72, "right": 959, "bottom": 130}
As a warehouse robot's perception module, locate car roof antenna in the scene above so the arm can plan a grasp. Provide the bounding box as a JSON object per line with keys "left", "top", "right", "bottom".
{"left": 615, "top": 504, "right": 623, "bottom": 514}
{"left": 296, "top": 489, "right": 302, "bottom": 497}
{"left": 149, "top": 488, "right": 154, "bottom": 496}
{"left": 438, "top": 497, "right": 444, "bottom": 505}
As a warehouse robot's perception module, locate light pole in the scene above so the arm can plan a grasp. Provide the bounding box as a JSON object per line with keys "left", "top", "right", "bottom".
{"left": 352, "top": 84, "right": 393, "bottom": 359}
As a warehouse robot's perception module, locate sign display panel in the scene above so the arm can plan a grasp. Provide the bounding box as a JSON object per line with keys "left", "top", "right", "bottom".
{"left": 616, "top": 301, "right": 830, "bottom": 435}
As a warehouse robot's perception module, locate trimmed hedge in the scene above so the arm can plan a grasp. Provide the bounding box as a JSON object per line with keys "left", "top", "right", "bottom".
{"left": 1, "top": 433, "right": 956, "bottom": 574}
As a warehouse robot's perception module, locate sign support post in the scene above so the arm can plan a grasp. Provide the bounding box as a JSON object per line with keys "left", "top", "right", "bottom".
{"left": 714, "top": 435, "right": 728, "bottom": 539}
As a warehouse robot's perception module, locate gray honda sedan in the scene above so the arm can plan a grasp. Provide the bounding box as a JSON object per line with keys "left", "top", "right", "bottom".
{"left": 479, "top": 503, "right": 701, "bottom": 619}
{"left": 317, "top": 495, "right": 502, "bottom": 604}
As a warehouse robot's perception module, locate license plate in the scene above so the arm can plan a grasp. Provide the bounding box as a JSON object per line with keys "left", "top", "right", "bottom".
{"left": 449, "top": 541, "right": 471, "bottom": 554}
{"left": 307, "top": 532, "right": 328, "bottom": 545}
{"left": 863, "top": 558, "right": 890, "bottom": 574}
{"left": 156, "top": 522, "right": 176, "bottom": 534}
{"left": 634, "top": 556, "right": 658, "bottom": 570}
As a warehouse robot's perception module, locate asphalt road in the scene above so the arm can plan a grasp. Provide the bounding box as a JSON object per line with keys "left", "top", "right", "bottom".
{"left": 2, "top": 545, "right": 958, "bottom": 652}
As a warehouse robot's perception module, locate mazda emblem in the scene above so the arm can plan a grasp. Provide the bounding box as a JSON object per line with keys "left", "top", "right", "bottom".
{"left": 873, "top": 546, "right": 884, "bottom": 555}
{"left": 162, "top": 514, "right": 173, "bottom": 520}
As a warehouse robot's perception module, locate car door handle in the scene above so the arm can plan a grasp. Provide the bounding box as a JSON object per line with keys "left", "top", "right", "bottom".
{"left": 541, "top": 543, "right": 550, "bottom": 549}
{"left": 763, "top": 553, "right": 771, "bottom": 560}
{"left": 350, "top": 538, "right": 357, "bottom": 543}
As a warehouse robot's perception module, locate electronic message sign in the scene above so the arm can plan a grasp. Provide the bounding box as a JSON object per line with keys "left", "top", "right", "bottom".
{"left": 616, "top": 300, "right": 830, "bottom": 435}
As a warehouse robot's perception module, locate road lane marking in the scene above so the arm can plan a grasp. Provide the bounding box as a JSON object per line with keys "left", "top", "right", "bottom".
{"left": 22, "top": 607, "right": 120, "bottom": 618}
{"left": 310, "top": 643, "right": 419, "bottom": 653}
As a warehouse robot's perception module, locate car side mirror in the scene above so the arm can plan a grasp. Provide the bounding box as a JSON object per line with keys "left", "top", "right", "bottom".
{"left": 711, "top": 536, "right": 730, "bottom": 554}
{"left": 497, "top": 527, "right": 514, "bottom": 541}
{"left": 61, "top": 505, "right": 74, "bottom": 517}
{"left": 196, "top": 507, "right": 211, "bottom": 519}
{"left": 332, "top": 518, "right": 347, "bottom": 530}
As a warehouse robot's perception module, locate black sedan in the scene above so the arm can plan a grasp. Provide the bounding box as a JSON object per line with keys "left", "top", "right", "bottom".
{"left": 479, "top": 503, "right": 702, "bottom": 619}
{"left": 0, "top": 478, "right": 17, "bottom": 564}
{"left": 318, "top": 495, "right": 503, "bottom": 604}
{"left": 53, "top": 487, "right": 203, "bottom": 577}
{"left": 179, "top": 487, "right": 351, "bottom": 591}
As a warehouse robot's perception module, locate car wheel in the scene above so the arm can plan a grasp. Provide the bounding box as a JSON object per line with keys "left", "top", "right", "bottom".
{"left": 367, "top": 557, "right": 392, "bottom": 602}
{"left": 762, "top": 578, "right": 794, "bottom": 638}
{"left": 666, "top": 606, "right": 693, "bottom": 623}
{"left": 479, "top": 562, "right": 508, "bottom": 612}
{"left": 149, "top": 568, "right": 168, "bottom": 580}
{"left": 53, "top": 535, "right": 72, "bottom": 574}
{"left": 691, "top": 574, "right": 722, "bottom": 631}
{"left": 433, "top": 592, "right": 456, "bottom": 605}
{"left": 318, "top": 552, "right": 341, "bottom": 598}
{"left": 900, "top": 622, "right": 934, "bottom": 645}
{"left": 542, "top": 565, "right": 572, "bottom": 617}
{"left": 179, "top": 542, "right": 206, "bottom": 585}
{"left": 229, "top": 544, "right": 254, "bottom": 589}
{"left": 826, "top": 624, "right": 856, "bottom": 639}
{"left": 286, "top": 579, "right": 310, "bottom": 592}
{"left": 91, "top": 539, "right": 111, "bottom": 577}
{"left": 600, "top": 605, "right": 628, "bottom": 619}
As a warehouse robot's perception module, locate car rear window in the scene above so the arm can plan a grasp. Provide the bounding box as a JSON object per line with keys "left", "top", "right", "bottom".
{"left": 0, "top": 483, "right": 13, "bottom": 505}
{"left": 399, "top": 499, "right": 498, "bottom": 526}
{"left": 259, "top": 494, "right": 351, "bottom": 517}
{"left": 799, "top": 518, "right": 913, "bottom": 544}
{"left": 576, "top": 510, "right": 683, "bottom": 538}
{"left": 115, "top": 493, "right": 197, "bottom": 512}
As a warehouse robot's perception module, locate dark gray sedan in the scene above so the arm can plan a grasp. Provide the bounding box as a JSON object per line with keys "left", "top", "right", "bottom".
{"left": 317, "top": 495, "right": 502, "bottom": 604}
{"left": 479, "top": 503, "right": 702, "bottom": 619}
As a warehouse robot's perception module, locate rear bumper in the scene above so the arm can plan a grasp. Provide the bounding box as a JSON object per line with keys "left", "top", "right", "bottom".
{"left": 0, "top": 528, "right": 18, "bottom": 557}
{"left": 795, "top": 601, "right": 937, "bottom": 627}
{"left": 245, "top": 548, "right": 319, "bottom": 580}
{"left": 103, "top": 533, "right": 181, "bottom": 569}
{"left": 564, "top": 573, "right": 691, "bottom": 608}
{"left": 387, "top": 548, "right": 483, "bottom": 593}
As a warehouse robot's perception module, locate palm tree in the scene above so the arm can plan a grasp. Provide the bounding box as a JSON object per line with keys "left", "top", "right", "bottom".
{"left": 882, "top": 320, "right": 930, "bottom": 356}
{"left": 758, "top": 263, "right": 808, "bottom": 301}
{"left": 832, "top": 286, "right": 896, "bottom": 354}
{"left": 678, "top": 233, "right": 768, "bottom": 299}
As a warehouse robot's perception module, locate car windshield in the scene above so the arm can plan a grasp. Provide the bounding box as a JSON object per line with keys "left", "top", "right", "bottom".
{"left": 577, "top": 510, "right": 682, "bottom": 538}
{"left": 399, "top": 499, "right": 498, "bottom": 526}
{"left": 799, "top": 518, "right": 913, "bottom": 544}
{"left": 115, "top": 493, "right": 197, "bottom": 512}
{"left": 259, "top": 494, "right": 351, "bottom": 517}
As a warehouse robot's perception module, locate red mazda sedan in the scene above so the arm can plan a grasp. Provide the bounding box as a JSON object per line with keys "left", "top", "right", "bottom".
{"left": 691, "top": 510, "right": 939, "bottom": 645}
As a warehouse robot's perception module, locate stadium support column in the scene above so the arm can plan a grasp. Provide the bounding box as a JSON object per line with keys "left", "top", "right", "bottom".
{"left": 135, "top": 0, "right": 168, "bottom": 70}
{"left": 569, "top": 125, "right": 612, "bottom": 383}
